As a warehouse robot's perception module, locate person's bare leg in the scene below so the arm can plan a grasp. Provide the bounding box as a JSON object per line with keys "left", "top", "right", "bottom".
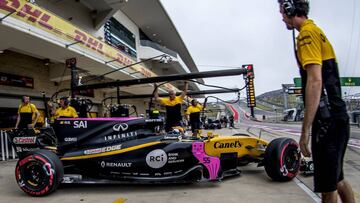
{"left": 337, "top": 179, "right": 355, "bottom": 203}
{"left": 322, "top": 191, "right": 337, "bottom": 203}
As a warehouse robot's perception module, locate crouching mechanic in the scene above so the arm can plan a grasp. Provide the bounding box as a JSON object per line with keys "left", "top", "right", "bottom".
{"left": 154, "top": 82, "right": 188, "bottom": 132}
{"left": 15, "top": 96, "right": 40, "bottom": 129}
{"left": 186, "top": 99, "right": 204, "bottom": 136}
{"left": 54, "top": 97, "right": 78, "bottom": 119}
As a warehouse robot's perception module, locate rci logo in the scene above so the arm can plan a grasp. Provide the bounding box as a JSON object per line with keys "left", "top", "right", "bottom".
{"left": 146, "top": 149, "right": 167, "bottom": 169}
{"left": 113, "top": 123, "right": 129, "bottom": 132}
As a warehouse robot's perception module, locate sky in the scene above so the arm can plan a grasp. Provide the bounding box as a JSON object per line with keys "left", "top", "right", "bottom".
{"left": 160, "top": 0, "right": 360, "bottom": 101}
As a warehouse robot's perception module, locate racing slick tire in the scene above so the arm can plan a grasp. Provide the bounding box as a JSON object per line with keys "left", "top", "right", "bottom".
{"left": 15, "top": 149, "right": 64, "bottom": 196}
{"left": 264, "top": 137, "right": 300, "bottom": 182}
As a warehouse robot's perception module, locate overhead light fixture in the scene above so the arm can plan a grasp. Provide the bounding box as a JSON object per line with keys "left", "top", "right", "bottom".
{"left": 129, "top": 71, "right": 140, "bottom": 75}
{"left": 44, "top": 59, "right": 50, "bottom": 66}
{"left": 152, "top": 33, "right": 157, "bottom": 37}
{"left": 159, "top": 55, "right": 172, "bottom": 64}
{"left": 78, "top": 76, "right": 83, "bottom": 85}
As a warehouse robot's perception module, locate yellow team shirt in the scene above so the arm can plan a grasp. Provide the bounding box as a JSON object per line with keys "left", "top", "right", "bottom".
{"left": 159, "top": 96, "right": 183, "bottom": 106}
{"left": 186, "top": 104, "right": 203, "bottom": 115}
{"left": 54, "top": 106, "right": 78, "bottom": 119}
{"left": 18, "top": 103, "right": 38, "bottom": 116}
{"left": 296, "top": 19, "right": 336, "bottom": 69}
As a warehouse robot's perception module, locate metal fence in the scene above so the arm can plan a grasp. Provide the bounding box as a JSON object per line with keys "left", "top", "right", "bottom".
{"left": 0, "top": 130, "right": 17, "bottom": 161}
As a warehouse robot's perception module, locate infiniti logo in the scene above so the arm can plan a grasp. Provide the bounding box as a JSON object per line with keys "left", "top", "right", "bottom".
{"left": 113, "top": 123, "right": 129, "bottom": 132}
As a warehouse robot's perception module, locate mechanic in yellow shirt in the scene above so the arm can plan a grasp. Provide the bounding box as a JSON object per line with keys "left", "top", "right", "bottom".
{"left": 278, "top": 0, "right": 354, "bottom": 201}
{"left": 186, "top": 99, "right": 203, "bottom": 136}
{"left": 154, "top": 82, "right": 188, "bottom": 132}
{"left": 15, "top": 96, "right": 40, "bottom": 129}
{"left": 54, "top": 97, "right": 78, "bottom": 119}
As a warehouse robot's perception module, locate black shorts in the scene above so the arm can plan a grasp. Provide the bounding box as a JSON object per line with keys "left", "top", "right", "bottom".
{"left": 311, "top": 118, "right": 350, "bottom": 193}
{"left": 190, "top": 121, "right": 201, "bottom": 133}
{"left": 165, "top": 120, "right": 181, "bottom": 132}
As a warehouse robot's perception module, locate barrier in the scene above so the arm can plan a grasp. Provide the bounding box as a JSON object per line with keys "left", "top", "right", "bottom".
{"left": 0, "top": 130, "right": 17, "bottom": 161}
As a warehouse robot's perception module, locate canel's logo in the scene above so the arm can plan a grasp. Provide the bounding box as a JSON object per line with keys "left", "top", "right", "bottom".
{"left": 146, "top": 149, "right": 167, "bottom": 169}
{"left": 113, "top": 123, "right": 129, "bottom": 132}
{"left": 214, "top": 141, "right": 242, "bottom": 149}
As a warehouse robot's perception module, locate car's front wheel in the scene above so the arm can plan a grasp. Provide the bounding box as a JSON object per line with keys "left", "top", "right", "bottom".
{"left": 264, "top": 137, "right": 300, "bottom": 182}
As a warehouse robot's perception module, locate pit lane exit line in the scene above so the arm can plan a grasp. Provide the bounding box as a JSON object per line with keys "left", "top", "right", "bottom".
{"left": 294, "top": 178, "right": 321, "bottom": 203}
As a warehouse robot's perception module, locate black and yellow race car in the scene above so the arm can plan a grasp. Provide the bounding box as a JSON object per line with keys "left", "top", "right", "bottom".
{"left": 7, "top": 117, "right": 300, "bottom": 196}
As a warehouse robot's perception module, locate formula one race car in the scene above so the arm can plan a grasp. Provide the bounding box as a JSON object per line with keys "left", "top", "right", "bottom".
{"left": 203, "top": 119, "right": 222, "bottom": 130}
{"left": 7, "top": 117, "right": 300, "bottom": 196}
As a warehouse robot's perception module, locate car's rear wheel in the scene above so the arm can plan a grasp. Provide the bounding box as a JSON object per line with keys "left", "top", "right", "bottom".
{"left": 15, "top": 149, "right": 63, "bottom": 196}
{"left": 264, "top": 137, "right": 300, "bottom": 182}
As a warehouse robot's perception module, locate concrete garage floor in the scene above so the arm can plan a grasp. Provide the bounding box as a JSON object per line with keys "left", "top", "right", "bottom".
{"left": 0, "top": 127, "right": 319, "bottom": 203}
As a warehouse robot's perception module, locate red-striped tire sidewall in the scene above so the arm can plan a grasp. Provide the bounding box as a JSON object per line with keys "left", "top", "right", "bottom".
{"left": 15, "top": 150, "right": 62, "bottom": 196}
{"left": 264, "top": 137, "right": 300, "bottom": 181}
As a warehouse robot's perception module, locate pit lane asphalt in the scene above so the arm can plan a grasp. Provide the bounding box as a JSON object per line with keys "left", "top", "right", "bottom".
{"left": 0, "top": 127, "right": 320, "bottom": 203}
{"left": 240, "top": 121, "right": 360, "bottom": 202}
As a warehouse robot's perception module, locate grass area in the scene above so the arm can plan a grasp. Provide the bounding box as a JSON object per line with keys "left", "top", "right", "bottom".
{"left": 258, "top": 92, "right": 301, "bottom": 110}
{"left": 255, "top": 103, "right": 275, "bottom": 112}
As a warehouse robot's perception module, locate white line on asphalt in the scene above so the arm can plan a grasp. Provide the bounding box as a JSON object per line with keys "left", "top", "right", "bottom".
{"left": 236, "top": 127, "right": 320, "bottom": 202}
{"left": 348, "top": 144, "right": 360, "bottom": 149}
{"left": 238, "top": 126, "right": 359, "bottom": 202}
{"left": 294, "top": 178, "right": 321, "bottom": 203}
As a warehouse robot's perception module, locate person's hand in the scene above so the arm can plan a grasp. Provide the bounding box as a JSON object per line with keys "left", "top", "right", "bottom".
{"left": 47, "top": 101, "right": 53, "bottom": 108}
{"left": 299, "top": 131, "right": 311, "bottom": 157}
{"left": 27, "top": 123, "right": 34, "bottom": 129}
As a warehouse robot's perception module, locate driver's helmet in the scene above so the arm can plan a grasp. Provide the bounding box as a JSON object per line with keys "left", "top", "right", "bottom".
{"left": 168, "top": 126, "right": 185, "bottom": 135}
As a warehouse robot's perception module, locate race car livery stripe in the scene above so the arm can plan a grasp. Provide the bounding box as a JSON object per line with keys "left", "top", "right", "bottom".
{"left": 56, "top": 117, "right": 140, "bottom": 121}
{"left": 192, "top": 142, "right": 220, "bottom": 180}
{"left": 60, "top": 141, "right": 162, "bottom": 161}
